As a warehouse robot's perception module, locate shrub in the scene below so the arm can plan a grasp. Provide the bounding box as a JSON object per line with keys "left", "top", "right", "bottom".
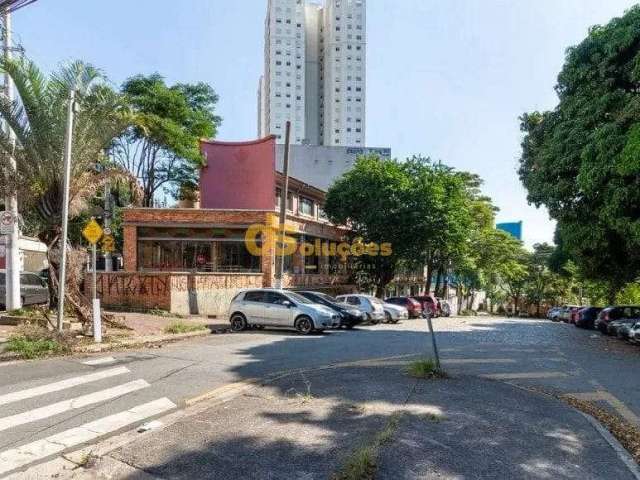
{"left": 5, "top": 326, "right": 71, "bottom": 359}
{"left": 406, "top": 358, "right": 447, "bottom": 379}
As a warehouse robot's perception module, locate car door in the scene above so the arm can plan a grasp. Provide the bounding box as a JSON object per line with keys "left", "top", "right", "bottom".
{"left": 263, "top": 292, "right": 295, "bottom": 327}
{"left": 27, "top": 274, "right": 48, "bottom": 305}
{"left": 346, "top": 296, "right": 365, "bottom": 314}
{"left": 242, "top": 291, "right": 267, "bottom": 324}
{"left": 20, "top": 274, "right": 35, "bottom": 305}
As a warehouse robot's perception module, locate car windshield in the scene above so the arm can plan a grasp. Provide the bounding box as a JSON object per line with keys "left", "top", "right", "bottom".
{"left": 368, "top": 297, "right": 384, "bottom": 305}
{"left": 314, "top": 292, "right": 337, "bottom": 303}
{"left": 285, "top": 291, "right": 314, "bottom": 304}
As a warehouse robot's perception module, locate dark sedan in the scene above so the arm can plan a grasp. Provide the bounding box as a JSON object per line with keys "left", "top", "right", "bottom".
{"left": 575, "top": 307, "right": 602, "bottom": 329}
{"left": 296, "top": 291, "right": 365, "bottom": 329}
{"left": 595, "top": 306, "right": 640, "bottom": 334}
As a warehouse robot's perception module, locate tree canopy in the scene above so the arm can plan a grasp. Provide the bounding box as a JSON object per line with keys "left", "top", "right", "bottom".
{"left": 518, "top": 6, "right": 640, "bottom": 297}
{"left": 111, "top": 74, "right": 221, "bottom": 206}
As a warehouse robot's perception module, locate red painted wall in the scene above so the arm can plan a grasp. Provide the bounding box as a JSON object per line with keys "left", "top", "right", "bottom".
{"left": 199, "top": 136, "right": 277, "bottom": 210}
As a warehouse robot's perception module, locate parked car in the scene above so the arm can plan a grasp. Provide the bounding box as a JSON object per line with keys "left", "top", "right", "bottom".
{"left": 335, "top": 294, "right": 385, "bottom": 324}
{"left": 384, "top": 296, "right": 423, "bottom": 318}
{"left": 569, "top": 306, "right": 585, "bottom": 324}
{"left": 381, "top": 301, "right": 408, "bottom": 323}
{"left": 595, "top": 306, "right": 640, "bottom": 334}
{"left": 547, "top": 307, "right": 562, "bottom": 321}
{"left": 228, "top": 289, "right": 341, "bottom": 335}
{"left": 575, "top": 307, "right": 602, "bottom": 329}
{"left": 297, "top": 291, "right": 365, "bottom": 329}
{"left": 606, "top": 318, "right": 638, "bottom": 339}
{"left": 629, "top": 322, "right": 640, "bottom": 344}
{"left": 558, "top": 305, "right": 580, "bottom": 323}
{"left": 413, "top": 295, "right": 440, "bottom": 317}
{"left": 0, "top": 270, "right": 50, "bottom": 310}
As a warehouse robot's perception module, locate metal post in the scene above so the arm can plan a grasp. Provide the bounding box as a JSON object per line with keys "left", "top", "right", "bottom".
{"left": 274, "top": 121, "right": 291, "bottom": 290}
{"left": 426, "top": 312, "right": 441, "bottom": 370}
{"left": 104, "top": 182, "right": 112, "bottom": 272}
{"left": 56, "top": 89, "right": 76, "bottom": 332}
{"left": 3, "top": 9, "right": 20, "bottom": 311}
{"left": 91, "top": 243, "right": 97, "bottom": 300}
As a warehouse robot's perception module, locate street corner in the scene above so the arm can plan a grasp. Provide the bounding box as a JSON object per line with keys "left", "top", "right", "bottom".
{"left": 76, "top": 364, "right": 637, "bottom": 480}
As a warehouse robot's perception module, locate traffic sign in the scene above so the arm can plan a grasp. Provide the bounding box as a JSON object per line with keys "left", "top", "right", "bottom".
{"left": 0, "top": 211, "right": 14, "bottom": 235}
{"left": 82, "top": 218, "right": 103, "bottom": 245}
{"left": 103, "top": 227, "right": 112, "bottom": 236}
{"left": 101, "top": 234, "right": 115, "bottom": 253}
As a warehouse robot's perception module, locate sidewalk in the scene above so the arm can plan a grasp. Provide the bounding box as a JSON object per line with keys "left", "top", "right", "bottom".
{"left": 42, "top": 363, "right": 638, "bottom": 480}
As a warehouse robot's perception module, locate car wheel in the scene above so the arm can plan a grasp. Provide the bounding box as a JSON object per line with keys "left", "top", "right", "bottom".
{"left": 384, "top": 312, "right": 392, "bottom": 323}
{"left": 366, "top": 313, "right": 379, "bottom": 325}
{"left": 344, "top": 323, "right": 354, "bottom": 330}
{"left": 295, "top": 316, "right": 314, "bottom": 335}
{"left": 230, "top": 313, "right": 247, "bottom": 332}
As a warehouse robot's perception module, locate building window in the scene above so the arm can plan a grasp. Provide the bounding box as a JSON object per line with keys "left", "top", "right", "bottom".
{"left": 299, "top": 197, "right": 314, "bottom": 216}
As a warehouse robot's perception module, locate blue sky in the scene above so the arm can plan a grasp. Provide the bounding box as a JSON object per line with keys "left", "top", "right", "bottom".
{"left": 14, "top": 0, "right": 639, "bottom": 246}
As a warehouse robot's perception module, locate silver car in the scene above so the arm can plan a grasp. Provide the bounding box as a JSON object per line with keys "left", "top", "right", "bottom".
{"left": 382, "top": 302, "right": 408, "bottom": 323}
{"left": 0, "top": 270, "right": 50, "bottom": 309}
{"left": 335, "top": 294, "right": 385, "bottom": 323}
{"left": 228, "top": 288, "right": 341, "bottom": 335}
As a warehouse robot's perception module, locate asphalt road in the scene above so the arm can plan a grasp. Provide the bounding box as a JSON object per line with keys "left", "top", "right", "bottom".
{"left": 0, "top": 315, "right": 638, "bottom": 476}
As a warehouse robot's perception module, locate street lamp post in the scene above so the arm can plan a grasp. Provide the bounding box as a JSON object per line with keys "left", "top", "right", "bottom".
{"left": 2, "top": 9, "right": 20, "bottom": 311}
{"left": 56, "top": 89, "right": 76, "bottom": 332}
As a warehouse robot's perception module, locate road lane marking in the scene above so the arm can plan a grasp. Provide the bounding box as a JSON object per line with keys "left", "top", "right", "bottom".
{"left": 443, "top": 358, "right": 517, "bottom": 365}
{"left": 565, "top": 391, "right": 640, "bottom": 427}
{"left": 0, "top": 397, "right": 176, "bottom": 475}
{"left": 0, "top": 379, "right": 149, "bottom": 433}
{"left": 81, "top": 357, "right": 116, "bottom": 366}
{"left": 482, "top": 372, "right": 569, "bottom": 380}
{"left": 0, "top": 367, "right": 130, "bottom": 406}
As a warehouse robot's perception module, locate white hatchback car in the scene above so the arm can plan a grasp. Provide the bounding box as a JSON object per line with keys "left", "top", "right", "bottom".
{"left": 228, "top": 289, "right": 341, "bottom": 335}
{"left": 335, "top": 294, "right": 385, "bottom": 324}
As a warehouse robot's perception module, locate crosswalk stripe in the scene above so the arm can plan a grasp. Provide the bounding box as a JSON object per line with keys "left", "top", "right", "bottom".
{"left": 0, "top": 397, "right": 176, "bottom": 475}
{"left": 0, "top": 367, "right": 129, "bottom": 407}
{"left": 0, "top": 379, "right": 150, "bottom": 433}
{"left": 82, "top": 357, "right": 116, "bottom": 366}
{"left": 482, "top": 371, "right": 569, "bottom": 380}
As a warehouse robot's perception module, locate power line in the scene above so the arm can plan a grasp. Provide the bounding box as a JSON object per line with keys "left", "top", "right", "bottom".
{"left": 0, "top": 0, "right": 39, "bottom": 13}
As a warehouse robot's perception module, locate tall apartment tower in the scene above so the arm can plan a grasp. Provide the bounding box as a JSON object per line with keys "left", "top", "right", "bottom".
{"left": 258, "top": 0, "right": 366, "bottom": 147}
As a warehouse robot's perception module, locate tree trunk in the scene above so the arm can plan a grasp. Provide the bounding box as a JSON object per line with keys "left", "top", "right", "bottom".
{"left": 424, "top": 259, "right": 434, "bottom": 294}
{"left": 434, "top": 265, "right": 443, "bottom": 297}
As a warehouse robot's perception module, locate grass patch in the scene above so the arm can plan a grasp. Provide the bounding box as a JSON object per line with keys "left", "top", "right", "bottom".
{"left": 406, "top": 358, "right": 447, "bottom": 379}
{"left": 163, "top": 321, "right": 208, "bottom": 334}
{"left": 5, "top": 325, "right": 71, "bottom": 359}
{"left": 333, "top": 413, "right": 403, "bottom": 480}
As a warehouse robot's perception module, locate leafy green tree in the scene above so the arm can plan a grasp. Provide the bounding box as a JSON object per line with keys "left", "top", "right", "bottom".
{"left": 518, "top": 6, "right": 640, "bottom": 299}
{"left": 0, "top": 57, "right": 133, "bottom": 244}
{"left": 0, "top": 57, "right": 136, "bottom": 321}
{"left": 324, "top": 155, "right": 417, "bottom": 296}
{"left": 111, "top": 74, "right": 221, "bottom": 206}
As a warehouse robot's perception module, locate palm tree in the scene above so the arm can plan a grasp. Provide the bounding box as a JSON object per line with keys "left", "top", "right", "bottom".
{"left": 0, "top": 57, "right": 138, "bottom": 322}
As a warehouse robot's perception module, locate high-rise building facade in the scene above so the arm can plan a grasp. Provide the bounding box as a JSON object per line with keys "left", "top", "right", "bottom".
{"left": 258, "top": 0, "right": 366, "bottom": 147}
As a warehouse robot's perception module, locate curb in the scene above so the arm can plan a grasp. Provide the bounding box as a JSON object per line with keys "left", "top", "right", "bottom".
{"left": 73, "top": 328, "right": 220, "bottom": 354}
{"left": 579, "top": 411, "right": 640, "bottom": 480}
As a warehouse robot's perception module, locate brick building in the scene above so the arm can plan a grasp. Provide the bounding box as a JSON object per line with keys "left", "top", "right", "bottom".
{"left": 96, "top": 135, "right": 355, "bottom": 316}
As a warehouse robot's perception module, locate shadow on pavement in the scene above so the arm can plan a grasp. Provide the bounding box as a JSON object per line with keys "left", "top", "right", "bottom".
{"left": 110, "top": 319, "right": 637, "bottom": 479}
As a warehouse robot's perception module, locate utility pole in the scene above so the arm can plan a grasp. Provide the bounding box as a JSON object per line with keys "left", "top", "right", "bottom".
{"left": 56, "top": 89, "right": 76, "bottom": 332}
{"left": 273, "top": 121, "right": 291, "bottom": 290}
{"left": 2, "top": 9, "right": 20, "bottom": 311}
